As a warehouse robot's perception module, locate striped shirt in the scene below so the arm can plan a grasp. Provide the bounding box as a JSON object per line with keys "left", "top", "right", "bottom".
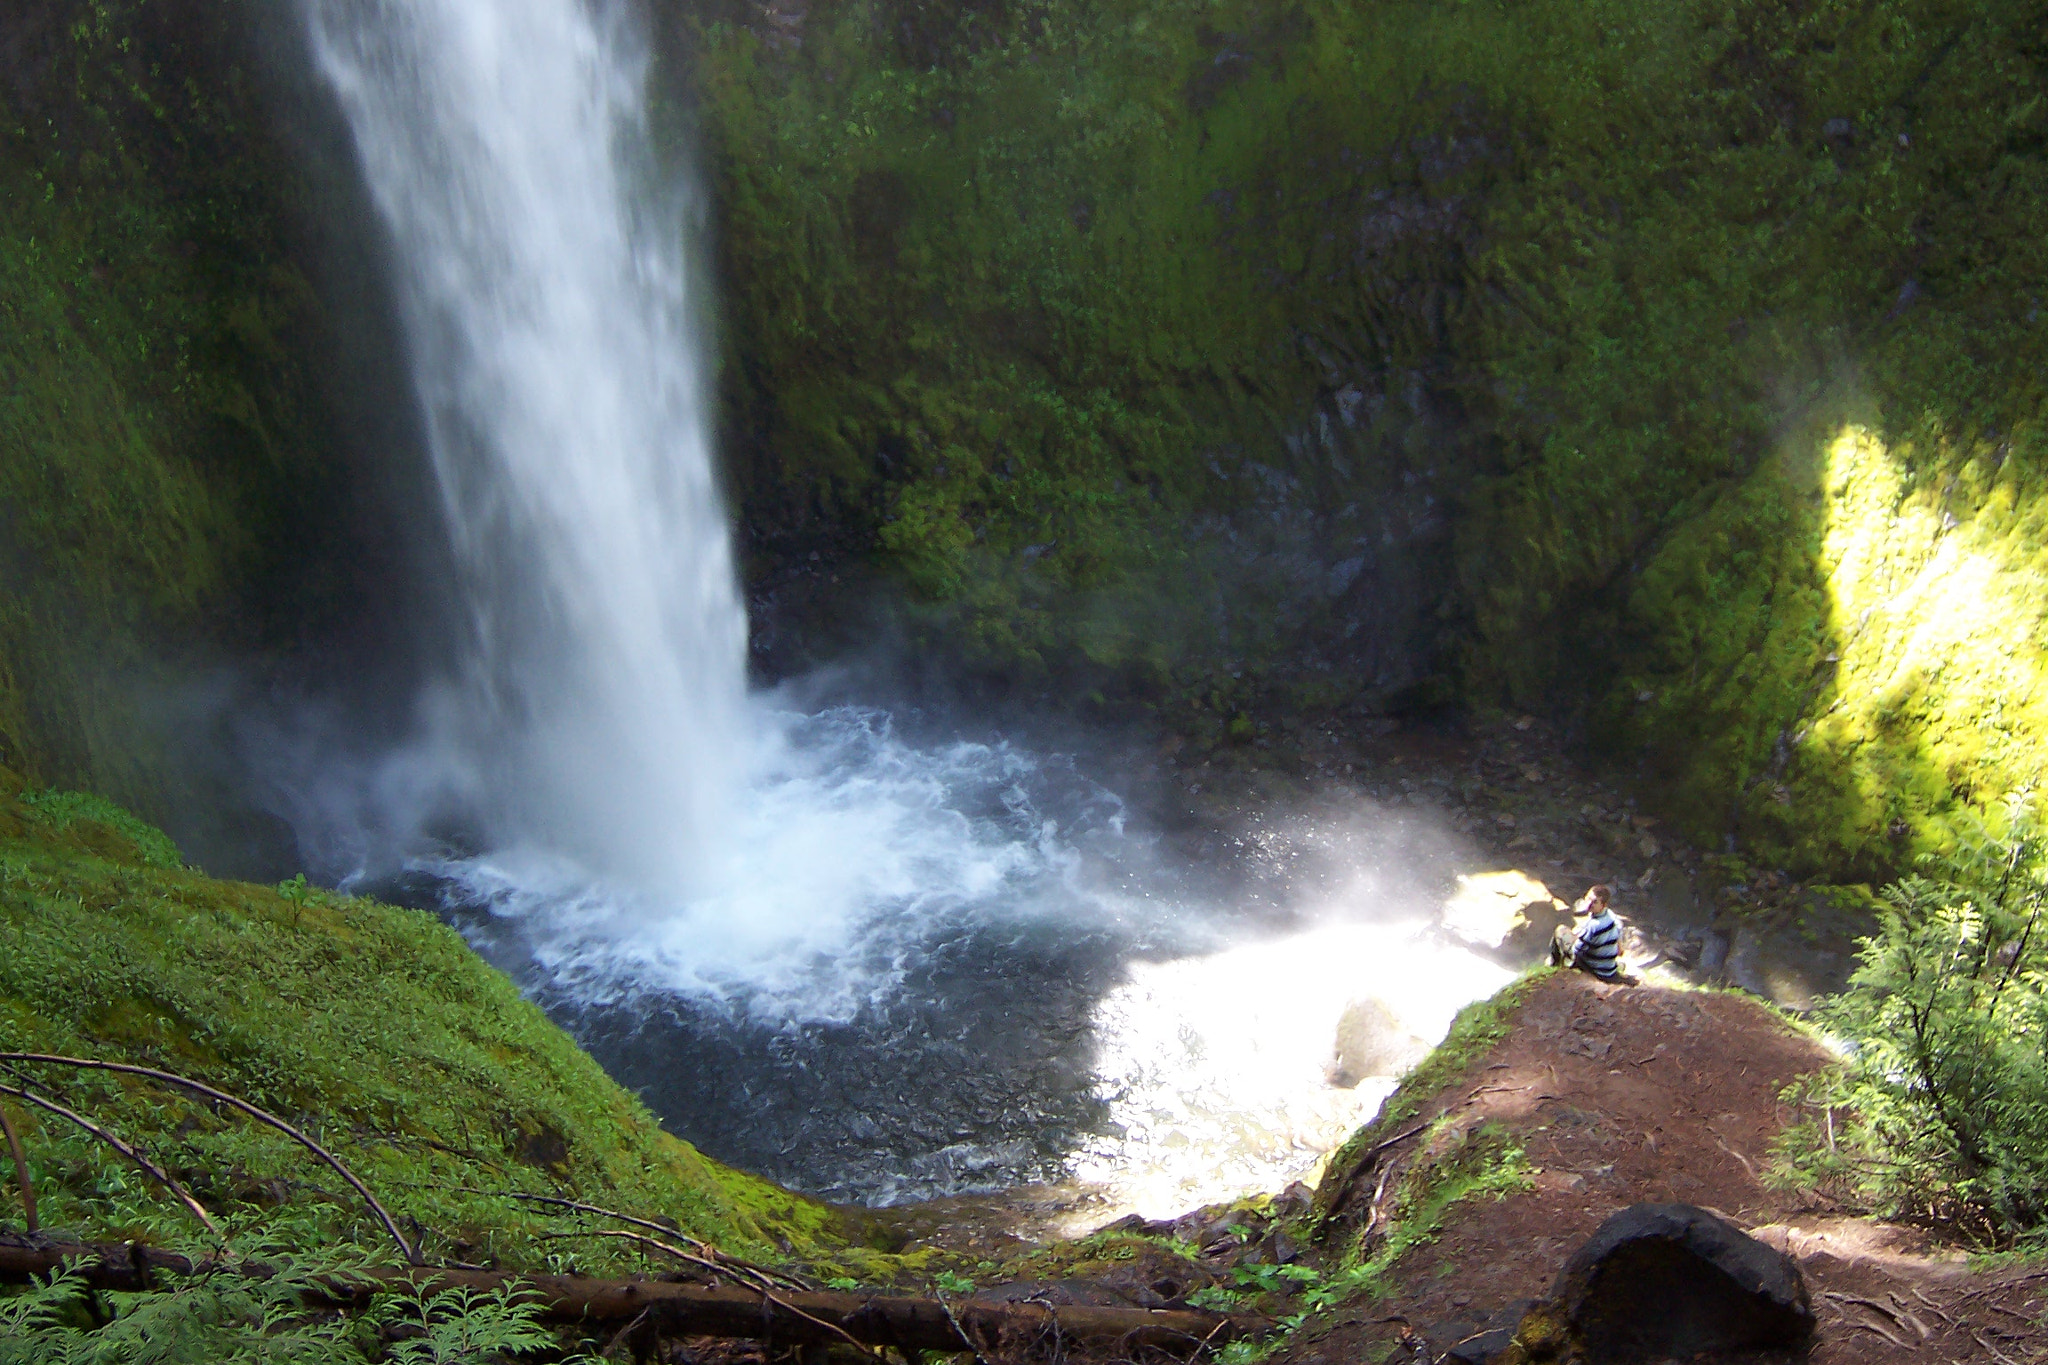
{"left": 1573, "top": 908, "right": 1622, "bottom": 978}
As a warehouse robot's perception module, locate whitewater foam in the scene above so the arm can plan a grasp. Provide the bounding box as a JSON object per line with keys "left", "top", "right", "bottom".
{"left": 420, "top": 702, "right": 1168, "bottom": 1023}
{"left": 297, "top": 0, "right": 1520, "bottom": 1215}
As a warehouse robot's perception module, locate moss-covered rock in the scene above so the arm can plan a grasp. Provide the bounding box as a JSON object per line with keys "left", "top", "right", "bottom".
{"left": 0, "top": 771, "right": 834, "bottom": 1266}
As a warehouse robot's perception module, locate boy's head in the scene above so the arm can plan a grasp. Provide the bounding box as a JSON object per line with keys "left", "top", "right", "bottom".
{"left": 1586, "top": 884, "right": 1612, "bottom": 909}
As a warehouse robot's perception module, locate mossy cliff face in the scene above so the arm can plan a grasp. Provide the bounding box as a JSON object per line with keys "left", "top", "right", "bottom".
{"left": 668, "top": 0, "right": 2048, "bottom": 875}
{"left": 0, "top": 1, "right": 350, "bottom": 820}
{"left": 1600, "top": 413, "right": 2048, "bottom": 881}
{"left": 0, "top": 0, "right": 2043, "bottom": 885}
{"left": 669, "top": 0, "right": 1487, "bottom": 706}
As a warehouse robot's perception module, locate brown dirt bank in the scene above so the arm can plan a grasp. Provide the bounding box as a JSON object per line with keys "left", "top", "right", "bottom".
{"left": 1279, "top": 972, "right": 2047, "bottom": 1364}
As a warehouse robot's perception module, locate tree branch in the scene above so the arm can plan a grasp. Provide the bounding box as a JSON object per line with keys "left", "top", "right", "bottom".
{"left": 0, "top": 1100, "right": 35, "bottom": 1233}
{"left": 0, "top": 1239, "right": 1257, "bottom": 1355}
{"left": 0, "top": 1052, "right": 417, "bottom": 1264}
{"left": 0, "top": 1083, "right": 223, "bottom": 1247}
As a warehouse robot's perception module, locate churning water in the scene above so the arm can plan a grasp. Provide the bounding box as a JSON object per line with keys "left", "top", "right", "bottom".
{"left": 298, "top": 0, "right": 1513, "bottom": 1216}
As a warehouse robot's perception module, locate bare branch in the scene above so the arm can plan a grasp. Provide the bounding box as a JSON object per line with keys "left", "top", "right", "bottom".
{"left": 0, "top": 1052, "right": 416, "bottom": 1264}
{"left": 0, "top": 1099, "right": 35, "bottom": 1233}
{"left": 450, "top": 1187, "right": 805, "bottom": 1287}
{"left": 0, "top": 1081, "right": 224, "bottom": 1246}
{"left": 535, "top": 1228, "right": 881, "bottom": 1358}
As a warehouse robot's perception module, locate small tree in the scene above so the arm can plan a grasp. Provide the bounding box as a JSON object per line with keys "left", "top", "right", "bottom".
{"left": 1797, "top": 803, "right": 2048, "bottom": 1243}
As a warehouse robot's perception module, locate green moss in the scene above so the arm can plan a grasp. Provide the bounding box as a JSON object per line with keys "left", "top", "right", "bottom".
{"left": 0, "top": 0, "right": 346, "bottom": 814}
{"left": 1595, "top": 402, "right": 2048, "bottom": 877}
{"left": 16, "top": 788, "right": 184, "bottom": 870}
{"left": 671, "top": 0, "right": 2048, "bottom": 876}
{"left": 1340, "top": 1120, "right": 1532, "bottom": 1280}
{"left": 0, "top": 775, "right": 833, "bottom": 1269}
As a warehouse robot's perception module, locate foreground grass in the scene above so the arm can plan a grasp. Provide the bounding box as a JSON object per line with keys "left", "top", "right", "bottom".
{"left": 0, "top": 766, "right": 835, "bottom": 1272}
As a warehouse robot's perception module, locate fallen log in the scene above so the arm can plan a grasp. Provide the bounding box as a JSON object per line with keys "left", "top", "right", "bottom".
{"left": 0, "top": 1239, "right": 1257, "bottom": 1354}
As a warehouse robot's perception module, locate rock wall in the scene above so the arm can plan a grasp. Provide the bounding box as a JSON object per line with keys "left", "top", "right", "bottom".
{"left": 2, "top": 0, "right": 2045, "bottom": 884}
{"left": 0, "top": 0, "right": 365, "bottom": 823}
{"left": 667, "top": 0, "right": 2048, "bottom": 876}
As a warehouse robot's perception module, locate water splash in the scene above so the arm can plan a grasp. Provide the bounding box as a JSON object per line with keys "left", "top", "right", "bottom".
{"left": 296, "top": 0, "right": 1520, "bottom": 1214}
{"left": 1076, "top": 922, "right": 1516, "bottom": 1219}
{"left": 427, "top": 702, "right": 1162, "bottom": 1023}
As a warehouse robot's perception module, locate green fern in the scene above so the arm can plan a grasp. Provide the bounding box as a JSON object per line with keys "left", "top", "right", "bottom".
{"left": 371, "top": 1283, "right": 557, "bottom": 1365}
{"left": 0, "top": 1257, "right": 564, "bottom": 1364}
{"left": 1786, "top": 799, "right": 2048, "bottom": 1242}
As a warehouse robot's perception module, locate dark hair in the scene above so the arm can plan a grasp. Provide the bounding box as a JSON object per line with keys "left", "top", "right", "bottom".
{"left": 1588, "top": 884, "right": 1612, "bottom": 902}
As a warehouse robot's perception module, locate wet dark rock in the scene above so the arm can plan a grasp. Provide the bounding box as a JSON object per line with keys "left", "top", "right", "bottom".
{"left": 1541, "top": 1203, "right": 1813, "bottom": 1362}
{"left": 1443, "top": 1327, "right": 1516, "bottom": 1363}
{"left": 1272, "top": 1181, "right": 1315, "bottom": 1220}
{"left": 1425, "top": 1301, "right": 1530, "bottom": 1364}
{"left": 1199, "top": 1219, "right": 1245, "bottom": 1253}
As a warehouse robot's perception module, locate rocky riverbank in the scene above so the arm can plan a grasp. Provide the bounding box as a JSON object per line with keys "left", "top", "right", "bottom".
{"left": 892, "top": 972, "right": 2046, "bottom": 1363}
{"left": 1132, "top": 705, "right": 1879, "bottom": 1011}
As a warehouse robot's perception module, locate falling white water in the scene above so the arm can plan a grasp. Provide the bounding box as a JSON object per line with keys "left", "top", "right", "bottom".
{"left": 304, "top": 0, "right": 747, "bottom": 893}
{"left": 295, "top": 0, "right": 1526, "bottom": 1213}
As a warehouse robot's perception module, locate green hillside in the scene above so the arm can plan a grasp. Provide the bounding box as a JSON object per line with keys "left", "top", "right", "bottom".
{"left": 0, "top": 766, "right": 831, "bottom": 1268}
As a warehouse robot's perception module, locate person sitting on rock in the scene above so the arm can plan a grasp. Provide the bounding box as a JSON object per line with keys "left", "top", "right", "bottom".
{"left": 1550, "top": 884, "right": 1628, "bottom": 982}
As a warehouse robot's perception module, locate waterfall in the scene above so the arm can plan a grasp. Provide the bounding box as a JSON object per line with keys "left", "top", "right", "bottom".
{"left": 291, "top": 0, "right": 1517, "bottom": 1217}
{"left": 302, "top": 0, "right": 748, "bottom": 894}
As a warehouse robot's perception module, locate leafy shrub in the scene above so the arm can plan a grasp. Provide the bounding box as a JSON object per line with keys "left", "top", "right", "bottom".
{"left": 1787, "top": 805, "right": 2048, "bottom": 1243}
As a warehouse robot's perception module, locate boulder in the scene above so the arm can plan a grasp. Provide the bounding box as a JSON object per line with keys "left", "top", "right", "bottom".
{"left": 1423, "top": 1300, "right": 1533, "bottom": 1364}
{"left": 1441, "top": 870, "right": 1561, "bottom": 950}
{"left": 1537, "top": 1203, "right": 1814, "bottom": 1362}
{"left": 1327, "top": 997, "right": 1430, "bottom": 1087}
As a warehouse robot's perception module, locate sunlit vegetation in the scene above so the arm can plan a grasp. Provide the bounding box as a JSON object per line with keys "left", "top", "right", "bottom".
{"left": 1782, "top": 805, "right": 2048, "bottom": 1247}
{"left": 0, "top": 767, "right": 832, "bottom": 1268}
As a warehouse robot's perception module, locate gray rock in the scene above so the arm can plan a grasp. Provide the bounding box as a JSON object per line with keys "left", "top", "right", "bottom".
{"left": 1328, "top": 997, "right": 1431, "bottom": 1087}
{"left": 1272, "top": 1181, "right": 1314, "bottom": 1220}
{"left": 1424, "top": 1301, "right": 1530, "bottom": 1364}
{"left": 1547, "top": 1203, "right": 1814, "bottom": 1361}
{"left": 1441, "top": 1326, "right": 1515, "bottom": 1363}
{"left": 1726, "top": 924, "right": 1766, "bottom": 994}
{"left": 1697, "top": 928, "right": 1730, "bottom": 975}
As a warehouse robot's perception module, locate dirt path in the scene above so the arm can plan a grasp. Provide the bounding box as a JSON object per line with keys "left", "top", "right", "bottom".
{"left": 1278, "top": 972, "right": 2048, "bottom": 1364}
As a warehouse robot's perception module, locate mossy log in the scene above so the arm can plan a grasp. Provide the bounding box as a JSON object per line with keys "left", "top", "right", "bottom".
{"left": 0, "top": 1239, "right": 1252, "bottom": 1354}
